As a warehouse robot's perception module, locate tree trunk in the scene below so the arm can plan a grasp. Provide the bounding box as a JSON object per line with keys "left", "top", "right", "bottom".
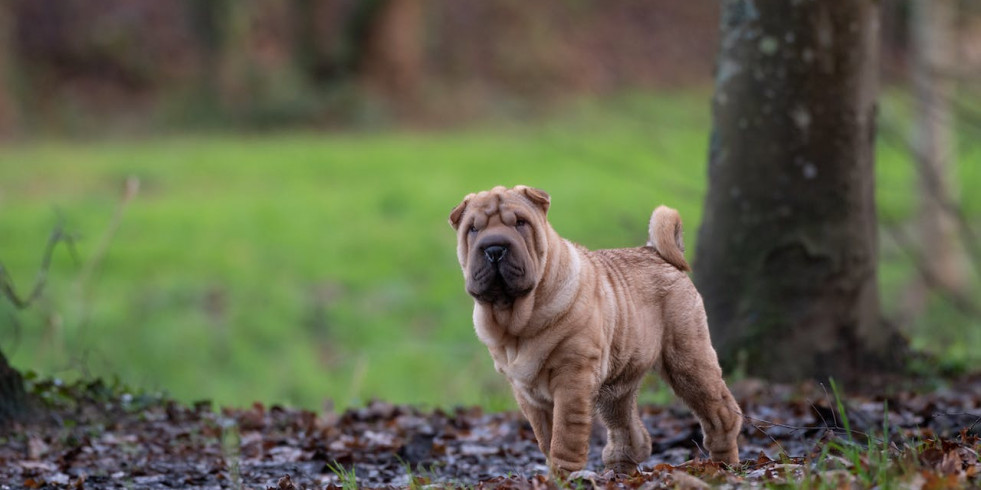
{"left": 694, "top": 0, "right": 905, "bottom": 384}
{"left": 0, "top": 0, "right": 20, "bottom": 137}
{"left": 291, "top": 0, "right": 359, "bottom": 84}
{"left": 358, "top": 0, "right": 424, "bottom": 114}
{"left": 187, "top": 0, "right": 232, "bottom": 115}
{"left": 0, "top": 349, "right": 27, "bottom": 426}
{"left": 910, "top": 0, "right": 967, "bottom": 297}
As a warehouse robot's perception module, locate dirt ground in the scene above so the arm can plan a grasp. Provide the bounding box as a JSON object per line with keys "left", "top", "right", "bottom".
{"left": 1, "top": 376, "right": 980, "bottom": 489}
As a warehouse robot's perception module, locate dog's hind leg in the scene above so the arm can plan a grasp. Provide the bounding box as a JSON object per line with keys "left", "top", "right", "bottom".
{"left": 597, "top": 383, "right": 652, "bottom": 474}
{"left": 656, "top": 288, "right": 742, "bottom": 465}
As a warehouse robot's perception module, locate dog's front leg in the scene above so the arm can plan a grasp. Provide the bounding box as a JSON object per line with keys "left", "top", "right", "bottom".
{"left": 547, "top": 368, "right": 597, "bottom": 475}
{"left": 512, "top": 387, "right": 553, "bottom": 457}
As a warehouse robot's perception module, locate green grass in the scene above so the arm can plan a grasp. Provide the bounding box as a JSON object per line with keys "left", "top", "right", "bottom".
{"left": 0, "top": 91, "right": 978, "bottom": 410}
{"left": 325, "top": 461, "right": 359, "bottom": 489}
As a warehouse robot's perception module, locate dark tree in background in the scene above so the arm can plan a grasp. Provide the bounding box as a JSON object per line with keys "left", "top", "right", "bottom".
{"left": 359, "top": 0, "right": 424, "bottom": 110}
{"left": 0, "top": 0, "right": 19, "bottom": 136}
{"left": 0, "top": 227, "right": 77, "bottom": 426}
{"left": 909, "top": 0, "right": 968, "bottom": 303}
{"left": 0, "top": 352, "right": 27, "bottom": 425}
{"left": 694, "top": 0, "right": 906, "bottom": 383}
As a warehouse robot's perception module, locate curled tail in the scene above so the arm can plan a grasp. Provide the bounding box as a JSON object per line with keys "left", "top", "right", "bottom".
{"left": 647, "top": 206, "right": 690, "bottom": 272}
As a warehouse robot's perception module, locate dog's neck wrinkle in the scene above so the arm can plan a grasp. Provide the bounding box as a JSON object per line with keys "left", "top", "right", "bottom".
{"left": 491, "top": 300, "right": 516, "bottom": 327}
{"left": 524, "top": 234, "right": 582, "bottom": 333}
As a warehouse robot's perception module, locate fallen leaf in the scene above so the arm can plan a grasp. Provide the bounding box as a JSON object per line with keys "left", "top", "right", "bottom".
{"left": 670, "top": 470, "right": 710, "bottom": 489}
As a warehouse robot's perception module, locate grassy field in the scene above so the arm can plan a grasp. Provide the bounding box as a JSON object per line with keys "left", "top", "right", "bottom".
{"left": 1, "top": 92, "right": 978, "bottom": 411}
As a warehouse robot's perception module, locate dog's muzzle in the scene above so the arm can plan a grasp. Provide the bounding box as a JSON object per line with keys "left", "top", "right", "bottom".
{"left": 483, "top": 245, "right": 508, "bottom": 264}
{"left": 467, "top": 237, "right": 533, "bottom": 303}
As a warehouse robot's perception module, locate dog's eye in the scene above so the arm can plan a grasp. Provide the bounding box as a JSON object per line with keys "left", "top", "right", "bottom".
{"left": 469, "top": 225, "right": 478, "bottom": 233}
{"left": 515, "top": 219, "right": 527, "bottom": 227}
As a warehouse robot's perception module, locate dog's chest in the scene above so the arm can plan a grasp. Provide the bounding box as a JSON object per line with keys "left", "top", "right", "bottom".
{"left": 488, "top": 339, "right": 553, "bottom": 406}
{"left": 473, "top": 310, "right": 553, "bottom": 405}
{"left": 499, "top": 341, "right": 538, "bottom": 381}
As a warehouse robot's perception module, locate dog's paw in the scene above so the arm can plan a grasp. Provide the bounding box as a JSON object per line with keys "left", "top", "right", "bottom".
{"left": 603, "top": 461, "right": 639, "bottom": 475}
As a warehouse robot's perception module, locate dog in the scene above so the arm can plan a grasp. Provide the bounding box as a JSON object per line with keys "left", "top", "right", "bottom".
{"left": 449, "top": 185, "right": 741, "bottom": 475}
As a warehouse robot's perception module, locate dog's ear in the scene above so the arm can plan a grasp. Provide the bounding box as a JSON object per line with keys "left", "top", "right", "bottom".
{"left": 449, "top": 193, "right": 474, "bottom": 230}
{"left": 517, "top": 186, "right": 550, "bottom": 215}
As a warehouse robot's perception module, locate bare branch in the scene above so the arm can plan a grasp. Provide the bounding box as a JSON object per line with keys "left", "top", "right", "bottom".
{"left": 0, "top": 222, "right": 79, "bottom": 310}
{"left": 881, "top": 223, "right": 981, "bottom": 319}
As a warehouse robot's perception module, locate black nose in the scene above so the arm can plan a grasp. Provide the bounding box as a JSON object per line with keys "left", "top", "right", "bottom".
{"left": 483, "top": 245, "right": 508, "bottom": 263}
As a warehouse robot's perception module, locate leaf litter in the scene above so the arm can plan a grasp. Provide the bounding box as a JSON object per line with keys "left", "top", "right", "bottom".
{"left": 1, "top": 376, "right": 979, "bottom": 488}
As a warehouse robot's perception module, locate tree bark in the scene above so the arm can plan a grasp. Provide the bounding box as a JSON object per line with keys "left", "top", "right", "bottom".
{"left": 910, "top": 0, "right": 967, "bottom": 297}
{"left": 0, "top": 349, "right": 27, "bottom": 426}
{"left": 358, "top": 0, "right": 424, "bottom": 114}
{"left": 0, "top": 0, "right": 20, "bottom": 137}
{"left": 694, "top": 0, "right": 905, "bottom": 384}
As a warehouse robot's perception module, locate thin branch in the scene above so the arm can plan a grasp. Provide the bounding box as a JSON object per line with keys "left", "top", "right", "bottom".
{"left": 2, "top": 312, "right": 23, "bottom": 357}
{"left": 739, "top": 413, "right": 885, "bottom": 447}
{"left": 877, "top": 121, "right": 981, "bottom": 283}
{"left": 881, "top": 223, "right": 981, "bottom": 319}
{"left": 75, "top": 176, "right": 140, "bottom": 295}
{"left": 820, "top": 382, "right": 838, "bottom": 429}
{"left": 742, "top": 414, "right": 791, "bottom": 457}
{"left": 0, "top": 222, "right": 79, "bottom": 310}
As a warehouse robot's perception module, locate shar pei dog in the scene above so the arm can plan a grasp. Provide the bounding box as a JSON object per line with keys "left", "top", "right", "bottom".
{"left": 449, "top": 185, "right": 741, "bottom": 475}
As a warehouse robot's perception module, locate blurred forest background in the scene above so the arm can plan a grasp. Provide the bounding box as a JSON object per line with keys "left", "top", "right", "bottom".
{"left": 1, "top": 1, "right": 980, "bottom": 410}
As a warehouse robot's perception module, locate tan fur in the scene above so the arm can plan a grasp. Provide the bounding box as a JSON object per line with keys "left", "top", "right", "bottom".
{"left": 648, "top": 206, "right": 690, "bottom": 272}
{"left": 450, "top": 186, "right": 741, "bottom": 475}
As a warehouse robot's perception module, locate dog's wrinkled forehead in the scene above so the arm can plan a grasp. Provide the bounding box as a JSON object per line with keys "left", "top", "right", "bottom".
{"left": 470, "top": 187, "right": 524, "bottom": 227}
{"left": 450, "top": 185, "right": 549, "bottom": 231}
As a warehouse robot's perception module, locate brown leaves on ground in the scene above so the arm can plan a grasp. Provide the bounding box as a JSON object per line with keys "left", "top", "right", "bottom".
{"left": 0, "top": 377, "right": 979, "bottom": 488}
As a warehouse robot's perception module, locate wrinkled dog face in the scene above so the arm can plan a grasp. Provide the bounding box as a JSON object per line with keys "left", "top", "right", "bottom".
{"left": 450, "top": 186, "right": 551, "bottom": 304}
